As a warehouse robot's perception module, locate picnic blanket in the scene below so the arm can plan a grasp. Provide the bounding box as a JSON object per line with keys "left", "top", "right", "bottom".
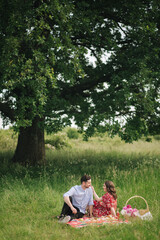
{"left": 67, "top": 215, "right": 129, "bottom": 228}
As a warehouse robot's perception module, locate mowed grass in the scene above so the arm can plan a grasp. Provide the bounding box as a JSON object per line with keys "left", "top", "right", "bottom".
{"left": 0, "top": 129, "right": 160, "bottom": 240}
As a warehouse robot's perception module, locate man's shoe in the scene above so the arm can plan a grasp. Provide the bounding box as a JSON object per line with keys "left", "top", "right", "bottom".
{"left": 58, "top": 215, "right": 71, "bottom": 223}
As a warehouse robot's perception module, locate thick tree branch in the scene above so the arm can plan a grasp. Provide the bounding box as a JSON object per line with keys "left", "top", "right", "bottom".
{"left": 60, "top": 74, "right": 111, "bottom": 98}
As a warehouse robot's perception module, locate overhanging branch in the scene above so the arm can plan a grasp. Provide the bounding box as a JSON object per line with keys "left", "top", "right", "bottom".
{"left": 60, "top": 74, "right": 111, "bottom": 99}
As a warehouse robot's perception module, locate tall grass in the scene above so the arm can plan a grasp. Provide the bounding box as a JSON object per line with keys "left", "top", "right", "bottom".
{"left": 0, "top": 129, "right": 160, "bottom": 240}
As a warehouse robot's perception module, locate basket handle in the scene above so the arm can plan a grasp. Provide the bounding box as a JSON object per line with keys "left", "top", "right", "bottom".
{"left": 125, "top": 195, "right": 149, "bottom": 211}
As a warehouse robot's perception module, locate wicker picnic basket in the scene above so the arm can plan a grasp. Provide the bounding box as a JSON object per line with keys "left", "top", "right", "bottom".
{"left": 124, "top": 195, "right": 149, "bottom": 220}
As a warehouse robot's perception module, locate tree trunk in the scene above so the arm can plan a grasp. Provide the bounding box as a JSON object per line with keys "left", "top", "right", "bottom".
{"left": 12, "top": 117, "right": 45, "bottom": 166}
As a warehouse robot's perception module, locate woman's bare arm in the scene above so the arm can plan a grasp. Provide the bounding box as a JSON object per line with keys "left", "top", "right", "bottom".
{"left": 111, "top": 207, "right": 116, "bottom": 217}
{"left": 91, "top": 186, "right": 102, "bottom": 202}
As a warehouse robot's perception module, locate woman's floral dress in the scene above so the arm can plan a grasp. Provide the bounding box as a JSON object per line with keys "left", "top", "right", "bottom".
{"left": 93, "top": 192, "right": 117, "bottom": 217}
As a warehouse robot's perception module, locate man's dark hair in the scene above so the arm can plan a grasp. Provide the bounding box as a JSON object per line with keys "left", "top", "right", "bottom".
{"left": 81, "top": 175, "right": 91, "bottom": 183}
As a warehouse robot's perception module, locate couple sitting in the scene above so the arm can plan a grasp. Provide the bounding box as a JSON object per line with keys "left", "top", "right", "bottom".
{"left": 58, "top": 175, "right": 117, "bottom": 223}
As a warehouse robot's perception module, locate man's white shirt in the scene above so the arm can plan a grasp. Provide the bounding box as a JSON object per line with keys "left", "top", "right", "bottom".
{"left": 63, "top": 185, "right": 93, "bottom": 214}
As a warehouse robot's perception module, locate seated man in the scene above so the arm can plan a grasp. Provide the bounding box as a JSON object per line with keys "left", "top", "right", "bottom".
{"left": 59, "top": 175, "right": 93, "bottom": 223}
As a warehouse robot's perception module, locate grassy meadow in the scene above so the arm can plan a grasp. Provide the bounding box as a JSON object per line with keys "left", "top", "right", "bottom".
{"left": 0, "top": 129, "right": 160, "bottom": 240}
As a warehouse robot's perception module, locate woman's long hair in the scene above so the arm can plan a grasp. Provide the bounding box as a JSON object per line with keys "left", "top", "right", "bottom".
{"left": 105, "top": 181, "right": 117, "bottom": 200}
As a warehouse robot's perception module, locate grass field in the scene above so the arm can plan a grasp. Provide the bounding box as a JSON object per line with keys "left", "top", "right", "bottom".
{"left": 0, "top": 129, "right": 160, "bottom": 240}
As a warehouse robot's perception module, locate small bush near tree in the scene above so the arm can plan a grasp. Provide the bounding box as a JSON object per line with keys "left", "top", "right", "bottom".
{"left": 66, "top": 128, "right": 79, "bottom": 139}
{"left": 153, "top": 135, "right": 160, "bottom": 141}
{"left": 45, "top": 133, "right": 70, "bottom": 149}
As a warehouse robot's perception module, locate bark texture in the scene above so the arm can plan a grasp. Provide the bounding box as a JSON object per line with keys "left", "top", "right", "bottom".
{"left": 12, "top": 117, "right": 45, "bottom": 166}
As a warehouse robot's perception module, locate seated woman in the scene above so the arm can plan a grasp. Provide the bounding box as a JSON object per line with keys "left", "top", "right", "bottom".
{"left": 91, "top": 180, "right": 117, "bottom": 217}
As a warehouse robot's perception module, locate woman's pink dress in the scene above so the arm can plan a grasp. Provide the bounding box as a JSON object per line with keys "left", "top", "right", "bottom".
{"left": 93, "top": 192, "right": 117, "bottom": 217}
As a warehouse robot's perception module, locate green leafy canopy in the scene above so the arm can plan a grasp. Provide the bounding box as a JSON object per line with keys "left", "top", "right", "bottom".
{"left": 0, "top": 0, "right": 160, "bottom": 141}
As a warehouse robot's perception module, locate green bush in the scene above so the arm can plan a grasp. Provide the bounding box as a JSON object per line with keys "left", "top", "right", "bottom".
{"left": 45, "top": 133, "right": 70, "bottom": 149}
{"left": 145, "top": 137, "right": 152, "bottom": 142}
{"left": 66, "top": 128, "right": 79, "bottom": 139}
{"left": 153, "top": 135, "right": 160, "bottom": 141}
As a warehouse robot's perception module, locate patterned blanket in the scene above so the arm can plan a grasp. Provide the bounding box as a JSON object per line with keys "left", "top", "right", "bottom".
{"left": 67, "top": 215, "right": 129, "bottom": 228}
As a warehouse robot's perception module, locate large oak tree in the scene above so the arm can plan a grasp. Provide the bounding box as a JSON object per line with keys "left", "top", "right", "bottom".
{"left": 0, "top": 0, "right": 160, "bottom": 165}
